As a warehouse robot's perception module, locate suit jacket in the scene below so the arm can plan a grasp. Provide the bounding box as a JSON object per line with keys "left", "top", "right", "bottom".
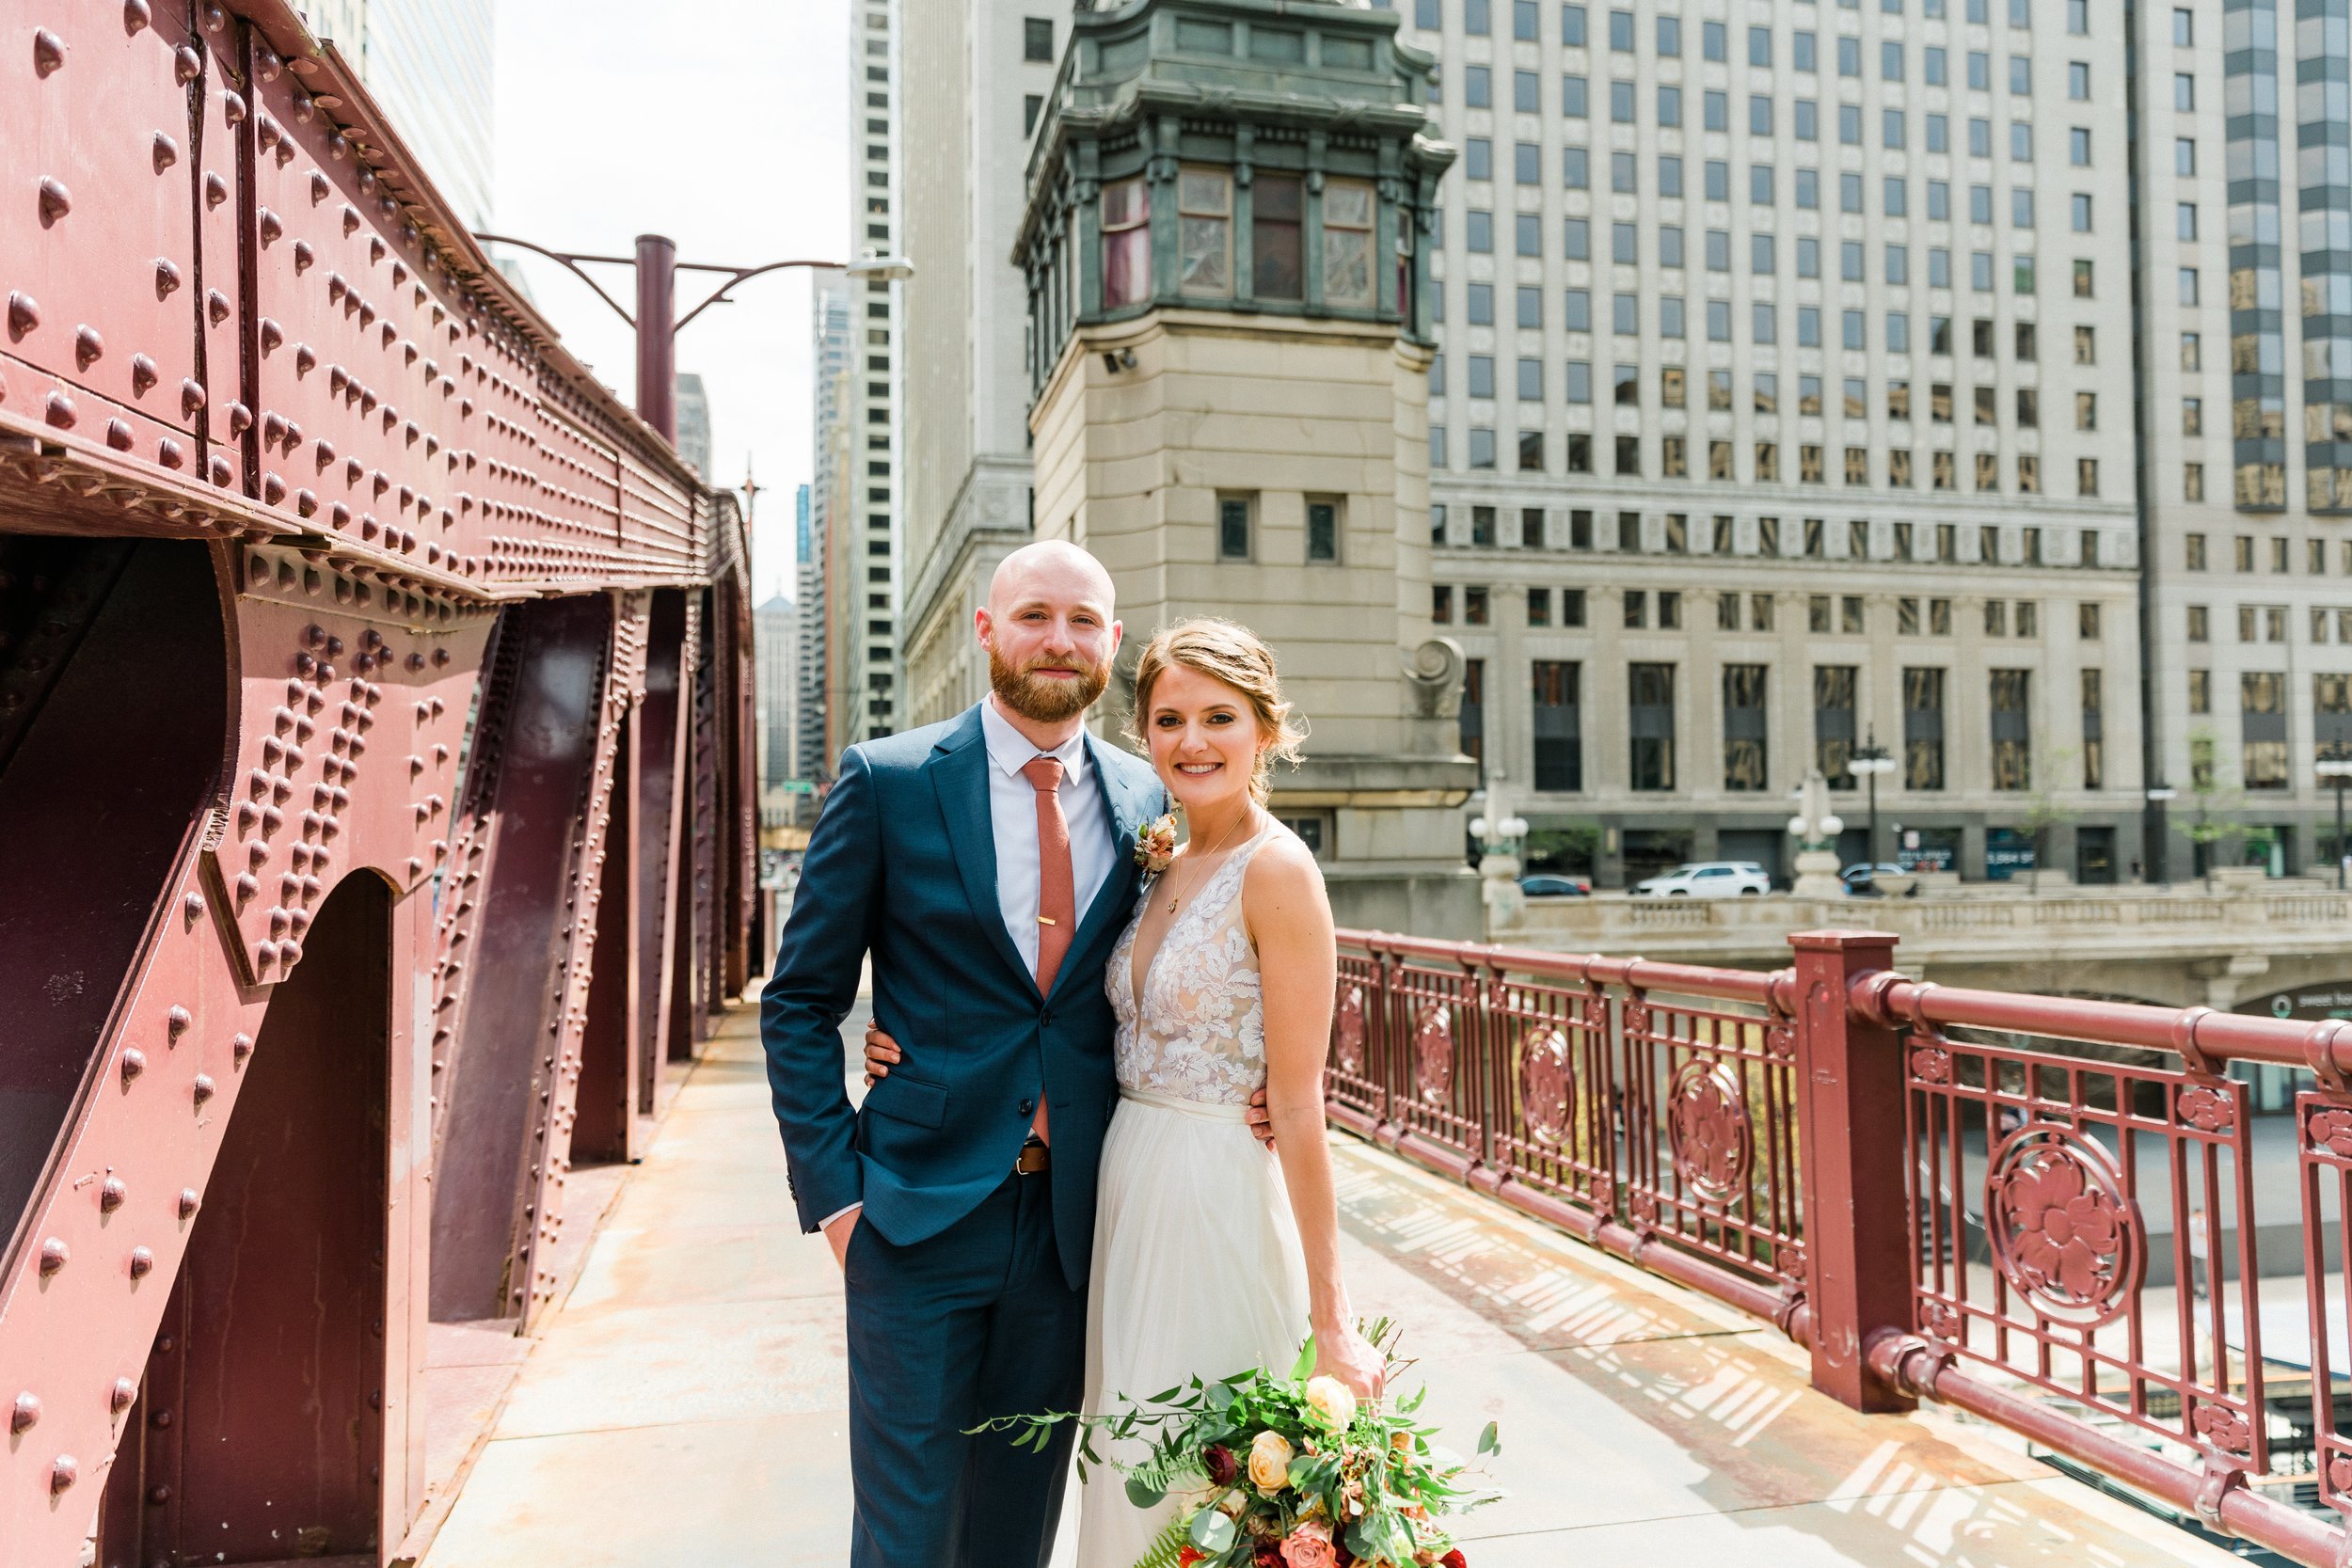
{"left": 759, "top": 702, "right": 1168, "bottom": 1291}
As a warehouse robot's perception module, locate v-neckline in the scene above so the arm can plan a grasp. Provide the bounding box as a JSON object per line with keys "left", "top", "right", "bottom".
{"left": 1125, "top": 821, "right": 1263, "bottom": 1020}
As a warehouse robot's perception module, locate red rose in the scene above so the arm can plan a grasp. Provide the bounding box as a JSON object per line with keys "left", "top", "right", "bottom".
{"left": 1203, "top": 1444, "right": 1239, "bottom": 1486}
{"left": 1254, "top": 1545, "right": 1284, "bottom": 1567}
{"left": 1177, "top": 1549, "right": 1204, "bottom": 1567}
{"left": 1441, "top": 1550, "right": 1469, "bottom": 1567}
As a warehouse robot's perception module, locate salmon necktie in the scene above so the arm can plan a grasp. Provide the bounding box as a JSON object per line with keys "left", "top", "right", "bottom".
{"left": 1021, "top": 755, "right": 1073, "bottom": 1145}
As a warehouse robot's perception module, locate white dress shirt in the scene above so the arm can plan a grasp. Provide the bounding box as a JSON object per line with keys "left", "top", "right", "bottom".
{"left": 978, "top": 694, "right": 1117, "bottom": 971}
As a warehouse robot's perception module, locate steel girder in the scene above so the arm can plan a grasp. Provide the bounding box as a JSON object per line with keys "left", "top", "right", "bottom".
{"left": 0, "top": 3, "right": 757, "bottom": 1562}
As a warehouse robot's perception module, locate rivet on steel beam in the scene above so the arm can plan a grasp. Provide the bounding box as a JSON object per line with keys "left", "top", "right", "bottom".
{"left": 181, "top": 378, "right": 204, "bottom": 415}
{"left": 175, "top": 42, "right": 200, "bottom": 82}
{"left": 130, "top": 354, "right": 158, "bottom": 395}
{"left": 158, "top": 437, "right": 183, "bottom": 468}
{"left": 11, "top": 1392, "right": 39, "bottom": 1433}
{"left": 38, "top": 177, "right": 72, "bottom": 225}
{"left": 166, "top": 1005, "right": 191, "bottom": 1041}
{"left": 295, "top": 346, "right": 316, "bottom": 375}
{"left": 39, "top": 1238, "right": 68, "bottom": 1275}
{"left": 45, "top": 391, "right": 76, "bottom": 429}
{"left": 105, "top": 420, "right": 133, "bottom": 451}
{"left": 75, "top": 325, "right": 103, "bottom": 368}
{"left": 342, "top": 203, "right": 360, "bottom": 236}
{"left": 100, "top": 1177, "right": 126, "bottom": 1212}
{"left": 262, "top": 474, "right": 286, "bottom": 506}
{"left": 204, "top": 169, "right": 227, "bottom": 208}
{"left": 151, "top": 131, "right": 179, "bottom": 173}
{"left": 260, "top": 319, "right": 282, "bottom": 354}
{"left": 128, "top": 1247, "right": 154, "bottom": 1279}
{"left": 207, "top": 454, "right": 231, "bottom": 486}
{"left": 257, "top": 208, "right": 282, "bottom": 245}
{"left": 206, "top": 288, "right": 230, "bottom": 325}
{"left": 296, "top": 489, "right": 317, "bottom": 517}
{"left": 256, "top": 44, "right": 280, "bottom": 81}
{"left": 230, "top": 1032, "right": 253, "bottom": 1065}
{"left": 50, "top": 1456, "right": 75, "bottom": 1494}
{"left": 225, "top": 401, "right": 250, "bottom": 435}
{"left": 178, "top": 1189, "right": 199, "bottom": 1219}
{"left": 8, "top": 292, "right": 38, "bottom": 340}
{"left": 329, "top": 132, "right": 350, "bottom": 161}
{"left": 111, "top": 1378, "right": 136, "bottom": 1412}
{"left": 220, "top": 89, "right": 246, "bottom": 126}
{"left": 32, "top": 29, "right": 65, "bottom": 76}
{"left": 123, "top": 0, "right": 151, "bottom": 34}
{"left": 190, "top": 1074, "right": 215, "bottom": 1107}
{"left": 183, "top": 891, "right": 204, "bottom": 925}
{"left": 151, "top": 1406, "right": 170, "bottom": 1428}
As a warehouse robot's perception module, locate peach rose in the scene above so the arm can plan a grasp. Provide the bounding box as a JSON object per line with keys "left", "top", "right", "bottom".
{"left": 1304, "top": 1375, "right": 1359, "bottom": 1431}
{"left": 1279, "top": 1519, "right": 1338, "bottom": 1568}
{"left": 1248, "top": 1429, "right": 1295, "bottom": 1491}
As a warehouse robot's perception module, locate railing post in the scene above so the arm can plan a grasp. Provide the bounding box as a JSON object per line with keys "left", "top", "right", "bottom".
{"left": 1788, "top": 928, "right": 1915, "bottom": 1413}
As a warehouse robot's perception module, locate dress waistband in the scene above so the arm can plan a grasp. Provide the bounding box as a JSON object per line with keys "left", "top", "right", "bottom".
{"left": 1118, "top": 1085, "right": 1252, "bottom": 1124}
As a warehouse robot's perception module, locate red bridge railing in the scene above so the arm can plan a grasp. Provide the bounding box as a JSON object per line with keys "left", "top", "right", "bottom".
{"left": 1328, "top": 927, "right": 2352, "bottom": 1567}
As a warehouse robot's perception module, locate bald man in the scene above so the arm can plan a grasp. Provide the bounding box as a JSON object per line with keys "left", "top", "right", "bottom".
{"left": 761, "top": 541, "right": 1168, "bottom": 1567}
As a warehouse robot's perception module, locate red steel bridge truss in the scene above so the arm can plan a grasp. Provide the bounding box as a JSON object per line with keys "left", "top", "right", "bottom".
{"left": 0, "top": 4, "right": 758, "bottom": 1562}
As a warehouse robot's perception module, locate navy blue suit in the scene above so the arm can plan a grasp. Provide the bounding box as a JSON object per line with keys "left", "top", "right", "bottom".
{"left": 760, "top": 703, "right": 1166, "bottom": 1567}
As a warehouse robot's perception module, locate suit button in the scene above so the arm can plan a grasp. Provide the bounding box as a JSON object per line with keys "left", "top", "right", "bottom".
{"left": 1018, "top": 1099, "right": 1036, "bottom": 1117}
{"left": 1040, "top": 1009, "right": 1055, "bottom": 1026}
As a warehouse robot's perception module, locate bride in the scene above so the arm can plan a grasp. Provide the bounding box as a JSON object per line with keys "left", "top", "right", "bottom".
{"left": 866, "top": 617, "right": 1384, "bottom": 1563}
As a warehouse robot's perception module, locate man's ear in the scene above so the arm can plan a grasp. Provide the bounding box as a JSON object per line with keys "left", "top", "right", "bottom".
{"left": 974, "top": 605, "right": 994, "bottom": 648}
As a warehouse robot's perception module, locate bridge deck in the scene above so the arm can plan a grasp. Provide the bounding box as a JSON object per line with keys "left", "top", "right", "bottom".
{"left": 416, "top": 1005, "right": 2239, "bottom": 1568}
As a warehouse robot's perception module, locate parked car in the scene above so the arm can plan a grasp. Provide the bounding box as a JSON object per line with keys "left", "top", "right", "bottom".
{"left": 1840, "top": 862, "right": 1907, "bottom": 896}
{"left": 1519, "top": 874, "right": 1591, "bottom": 897}
{"left": 1630, "top": 862, "right": 1772, "bottom": 897}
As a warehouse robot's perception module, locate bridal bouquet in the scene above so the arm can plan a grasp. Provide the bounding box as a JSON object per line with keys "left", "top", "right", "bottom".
{"left": 974, "top": 1322, "right": 1501, "bottom": 1568}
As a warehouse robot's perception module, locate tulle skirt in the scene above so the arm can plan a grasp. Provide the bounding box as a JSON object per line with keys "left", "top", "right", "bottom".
{"left": 1076, "top": 1087, "right": 1312, "bottom": 1567}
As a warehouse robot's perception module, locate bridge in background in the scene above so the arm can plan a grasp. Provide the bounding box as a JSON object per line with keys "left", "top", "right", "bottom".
{"left": 0, "top": 4, "right": 755, "bottom": 1562}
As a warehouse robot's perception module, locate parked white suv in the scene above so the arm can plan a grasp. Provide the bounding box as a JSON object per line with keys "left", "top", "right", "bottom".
{"left": 1630, "top": 862, "right": 1772, "bottom": 897}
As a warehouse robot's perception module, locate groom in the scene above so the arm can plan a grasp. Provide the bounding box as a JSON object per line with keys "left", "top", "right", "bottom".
{"left": 761, "top": 541, "right": 1166, "bottom": 1566}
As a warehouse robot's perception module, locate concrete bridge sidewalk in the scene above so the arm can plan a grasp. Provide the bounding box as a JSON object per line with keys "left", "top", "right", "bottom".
{"left": 419, "top": 1004, "right": 2240, "bottom": 1568}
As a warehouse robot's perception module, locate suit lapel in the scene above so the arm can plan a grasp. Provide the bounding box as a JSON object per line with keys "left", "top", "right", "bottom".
{"left": 930, "top": 706, "right": 1035, "bottom": 991}
{"left": 1053, "top": 733, "right": 1152, "bottom": 1003}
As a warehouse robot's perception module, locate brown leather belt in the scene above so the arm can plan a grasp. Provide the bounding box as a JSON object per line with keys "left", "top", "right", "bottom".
{"left": 1014, "top": 1139, "right": 1050, "bottom": 1176}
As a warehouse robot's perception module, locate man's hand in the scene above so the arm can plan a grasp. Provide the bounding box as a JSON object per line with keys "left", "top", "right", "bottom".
{"left": 1248, "top": 1086, "right": 1276, "bottom": 1151}
{"left": 824, "top": 1206, "right": 861, "bottom": 1269}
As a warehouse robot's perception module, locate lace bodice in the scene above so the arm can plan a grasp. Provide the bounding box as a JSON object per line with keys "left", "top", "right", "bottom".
{"left": 1107, "top": 820, "right": 1282, "bottom": 1105}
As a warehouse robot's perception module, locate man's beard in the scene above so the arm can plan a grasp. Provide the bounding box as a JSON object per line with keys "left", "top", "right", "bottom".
{"left": 990, "top": 645, "right": 1110, "bottom": 722}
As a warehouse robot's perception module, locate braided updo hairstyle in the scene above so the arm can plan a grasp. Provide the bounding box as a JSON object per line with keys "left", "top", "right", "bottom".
{"left": 1124, "top": 617, "right": 1307, "bottom": 803}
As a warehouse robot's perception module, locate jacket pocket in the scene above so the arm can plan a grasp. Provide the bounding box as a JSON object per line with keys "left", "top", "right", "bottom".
{"left": 865, "top": 1070, "right": 948, "bottom": 1129}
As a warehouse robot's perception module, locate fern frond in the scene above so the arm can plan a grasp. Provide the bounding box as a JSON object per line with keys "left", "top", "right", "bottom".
{"left": 1121, "top": 1449, "right": 1208, "bottom": 1497}
{"left": 1130, "top": 1513, "right": 1194, "bottom": 1568}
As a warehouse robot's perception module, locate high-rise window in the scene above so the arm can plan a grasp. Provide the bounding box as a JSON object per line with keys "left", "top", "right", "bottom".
{"left": 2080, "top": 669, "right": 2105, "bottom": 788}
{"left": 1307, "top": 499, "right": 1341, "bottom": 562}
{"left": 1533, "top": 662, "right": 1583, "bottom": 790}
{"left": 1218, "top": 495, "right": 1254, "bottom": 559}
{"left": 1990, "top": 669, "right": 2032, "bottom": 789}
{"left": 1904, "top": 668, "right": 1947, "bottom": 788}
{"left": 1104, "top": 176, "right": 1152, "bottom": 306}
{"left": 1323, "top": 179, "right": 1375, "bottom": 306}
{"left": 2244, "top": 673, "right": 2289, "bottom": 789}
{"left": 1815, "top": 666, "right": 1859, "bottom": 787}
{"left": 1723, "top": 664, "right": 1770, "bottom": 790}
{"left": 1253, "top": 175, "right": 1304, "bottom": 299}
{"left": 1629, "top": 664, "right": 1677, "bottom": 790}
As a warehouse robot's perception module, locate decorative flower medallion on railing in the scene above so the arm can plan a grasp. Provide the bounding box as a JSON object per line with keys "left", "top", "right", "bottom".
{"left": 1412, "top": 1003, "right": 1453, "bottom": 1104}
{"left": 2176, "top": 1084, "right": 2235, "bottom": 1134}
{"left": 1517, "top": 1025, "right": 1574, "bottom": 1146}
{"left": 1919, "top": 1298, "right": 1961, "bottom": 1342}
{"left": 2328, "top": 1450, "right": 2352, "bottom": 1497}
{"left": 2309, "top": 1105, "right": 2352, "bottom": 1160}
{"left": 1629, "top": 1189, "right": 1660, "bottom": 1231}
{"left": 1907, "top": 1041, "right": 1953, "bottom": 1085}
{"left": 2190, "top": 1402, "right": 2254, "bottom": 1459}
{"left": 1667, "top": 1058, "right": 1754, "bottom": 1207}
{"left": 1333, "top": 984, "right": 1367, "bottom": 1075}
{"left": 1984, "top": 1125, "right": 2143, "bottom": 1328}
{"left": 1622, "top": 999, "right": 1652, "bottom": 1044}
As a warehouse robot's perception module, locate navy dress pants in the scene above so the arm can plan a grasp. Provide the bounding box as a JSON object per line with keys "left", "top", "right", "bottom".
{"left": 843, "top": 1168, "right": 1086, "bottom": 1568}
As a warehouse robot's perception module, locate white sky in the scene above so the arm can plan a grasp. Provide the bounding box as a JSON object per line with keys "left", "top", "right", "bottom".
{"left": 491, "top": 0, "right": 849, "bottom": 604}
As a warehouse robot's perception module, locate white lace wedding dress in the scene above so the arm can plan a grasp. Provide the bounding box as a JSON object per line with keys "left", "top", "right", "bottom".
{"left": 1076, "top": 819, "right": 1311, "bottom": 1566}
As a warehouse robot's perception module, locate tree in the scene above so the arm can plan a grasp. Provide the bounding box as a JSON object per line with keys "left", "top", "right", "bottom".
{"left": 2182, "top": 728, "right": 2247, "bottom": 893}
{"left": 2015, "top": 737, "right": 2080, "bottom": 895}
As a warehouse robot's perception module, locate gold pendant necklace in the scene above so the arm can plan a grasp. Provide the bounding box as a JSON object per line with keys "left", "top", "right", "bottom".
{"left": 1166, "top": 808, "right": 1254, "bottom": 913}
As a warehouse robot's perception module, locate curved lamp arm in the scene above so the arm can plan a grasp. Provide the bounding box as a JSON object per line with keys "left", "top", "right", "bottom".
{"left": 675, "top": 260, "right": 868, "bottom": 332}
{"left": 473, "top": 232, "right": 639, "bottom": 327}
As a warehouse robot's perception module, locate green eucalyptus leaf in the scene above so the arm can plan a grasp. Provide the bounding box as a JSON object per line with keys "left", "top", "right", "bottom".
{"left": 1477, "top": 1420, "right": 1502, "bottom": 1456}
{"left": 1188, "top": 1509, "right": 1238, "bottom": 1553}
{"left": 1205, "top": 1381, "right": 1235, "bottom": 1411}
{"left": 1126, "top": 1475, "right": 1168, "bottom": 1509}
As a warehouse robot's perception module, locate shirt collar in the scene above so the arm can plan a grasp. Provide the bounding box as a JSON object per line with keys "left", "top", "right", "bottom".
{"left": 979, "top": 695, "right": 1089, "bottom": 782}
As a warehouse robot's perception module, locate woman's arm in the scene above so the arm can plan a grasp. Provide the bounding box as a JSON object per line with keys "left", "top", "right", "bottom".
{"left": 1248, "top": 834, "right": 1384, "bottom": 1398}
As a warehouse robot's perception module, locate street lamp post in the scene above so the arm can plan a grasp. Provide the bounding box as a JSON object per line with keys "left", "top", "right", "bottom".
{"left": 472, "top": 232, "right": 914, "bottom": 442}
{"left": 2144, "top": 783, "right": 2177, "bottom": 886}
{"left": 2320, "top": 760, "right": 2352, "bottom": 889}
{"left": 1787, "top": 769, "right": 1847, "bottom": 898}
{"left": 1468, "top": 770, "right": 1531, "bottom": 938}
{"left": 1846, "top": 728, "right": 1896, "bottom": 874}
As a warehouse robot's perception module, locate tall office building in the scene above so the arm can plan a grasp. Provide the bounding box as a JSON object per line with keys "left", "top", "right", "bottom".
{"left": 675, "top": 372, "right": 712, "bottom": 481}
{"left": 845, "top": 0, "right": 906, "bottom": 744}
{"left": 1401, "top": 0, "right": 2148, "bottom": 885}
{"left": 809, "top": 269, "right": 854, "bottom": 772}
{"left": 900, "top": 0, "right": 1064, "bottom": 721}
{"left": 754, "top": 594, "right": 800, "bottom": 833}
{"left": 793, "top": 482, "right": 831, "bottom": 788}
{"left": 295, "top": 0, "right": 495, "bottom": 230}
{"left": 2131, "top": 0, "right": 2352, "bottom": 877}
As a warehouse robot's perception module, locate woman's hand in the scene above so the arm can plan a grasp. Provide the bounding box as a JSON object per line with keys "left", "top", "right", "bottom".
{"left": 1311, "top": 1321, "right": 1387, "bottom": 1401}
{"left": 862, "top": 1019, "right": 901, "bottom": 1085}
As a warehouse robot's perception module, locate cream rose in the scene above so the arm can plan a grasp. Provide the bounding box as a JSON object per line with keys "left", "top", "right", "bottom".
{"left": 1303, "top": 1375, "right": 1358, "bottom": 1431}
{"left": 1248, "top": 1429, "right": 1295, "bottom": 1491}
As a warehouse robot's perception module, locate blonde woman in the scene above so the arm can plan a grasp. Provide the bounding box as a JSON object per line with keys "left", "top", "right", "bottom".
{"left": 865, "top": 617, "right": 1381, "bottom": 1562}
